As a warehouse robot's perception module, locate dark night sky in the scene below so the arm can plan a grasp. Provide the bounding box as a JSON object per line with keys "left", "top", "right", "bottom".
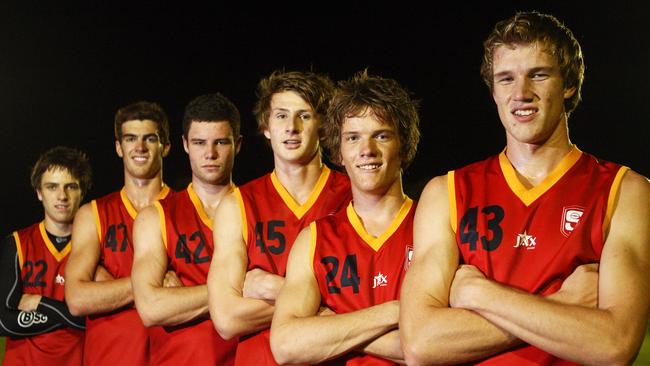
{"left": 1, "top": 2, "right": 648, "bottom": 235}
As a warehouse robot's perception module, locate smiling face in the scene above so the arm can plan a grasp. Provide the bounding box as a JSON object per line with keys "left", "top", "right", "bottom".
{"left": 340, "top": 110, "right": 402, "bottom": 196}
{"left": 37, "top": 167, "right": 82, "bottom": 227}
{"left": 263, "top": 91, "right": 321, "bottom": 167}
{"left": 115, "top": 119, "right": 169, "bottom": 180}
{"left": 491, "top": 42, "right": 576, "bottom": 147}
{"left": 183, "top": 120, "right": 240, "bottom": 186}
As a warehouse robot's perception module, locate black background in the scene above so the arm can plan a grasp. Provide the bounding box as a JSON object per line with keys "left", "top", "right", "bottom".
{"left": 1, "top": 2, "right": 648, "bottom": 235}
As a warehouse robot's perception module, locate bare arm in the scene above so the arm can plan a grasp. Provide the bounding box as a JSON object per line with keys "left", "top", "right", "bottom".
{"left": 400, "top": 175, "right": 520, "bottom": 365}
{"left": 359, "top": 330, "right": 405, "bottom": 364}
{"left": 452, "top": 171, "right": 650, "bottom": 365}
{"left": 208, "top": 193, "right": 280, "bottom": 340}
{"left": 131, "top": 206, "right": 209, "bottom": 327}
{"left": 65, "top": 203, "right": 133, "bottom": 316}
{"left": 270, "top": 226, "right": 399, "bottom": 365}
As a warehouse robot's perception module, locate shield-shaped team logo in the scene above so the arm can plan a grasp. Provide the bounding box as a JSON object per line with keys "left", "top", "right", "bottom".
{"left": 561, "top": 206, "right": 584, "bottom": 237}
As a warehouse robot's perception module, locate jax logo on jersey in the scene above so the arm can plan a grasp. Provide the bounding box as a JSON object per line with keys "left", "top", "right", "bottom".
{"left": 514, "top": 230, "right": 537, "bottom": 250}
{"left": 55, "top": 273, "right": 65, "bottom": 285}
{"left": 561, "top": 206, "right": 584, "bottom": 237}
{"left": 18, "top": 311, "right": 48, "bottom": 328}
{"left": 372, "top": 272, "right": 388, "bottom": 289}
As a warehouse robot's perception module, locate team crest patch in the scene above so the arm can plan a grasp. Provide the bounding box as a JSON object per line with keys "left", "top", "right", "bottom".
{"left": 561, "top": 206, "right": 584, "bottom": 237}
{"left": 404, "top": 245, "right": 414, "bottom": 270}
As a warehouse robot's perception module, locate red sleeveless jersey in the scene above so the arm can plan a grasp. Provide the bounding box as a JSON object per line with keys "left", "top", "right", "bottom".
{"left": 3, "top": 222, "right": 83, "bottom": 365}
{"left": 311, "top": 199, "right": 415, "bottom": 366}
{"left": 233, "top": 166, "right": 351, "bottom": 366}
{"left": 148, "top": 185, "right": 237, "bottom": 365}
{"left": 450, "top": 147, "right": 627, "bottom": 365}
{"left": 84, "top": 186, "right": 170, "bottom": 366}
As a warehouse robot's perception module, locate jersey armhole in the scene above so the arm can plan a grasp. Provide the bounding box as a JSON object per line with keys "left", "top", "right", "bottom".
{"left": 233, "top": 187, "right": 248, "bottom": 245}
{"left": 153, "top": 201, "right": 168, "bottom": 249}
{"left": 308, "top": 222, "right": 317, "bottom": 277}
{"left": 603, "top": 166, "right": 630, "bottom": 239}
{"left": 12, "top": 231, "right": 24, "bottom": 269}
{"left": 448, "top": 171, "right": 457, "bottom": 234}
{"left": 91, "top": 200, "right": 102, "bottom": 243}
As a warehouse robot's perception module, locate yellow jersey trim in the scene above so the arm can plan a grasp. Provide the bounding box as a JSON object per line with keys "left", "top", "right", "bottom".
{"left": 308, "top": 222, "right": 318, "bottom": 276}
{"left": 187, "top": 183, "right": 212, "bottom": 230}
{"left": 347, "top": 198, "right": 413, "bottom": 252}
{"left": 120, "top": 185, "right": 170, "bottom": 220}
{"left": 13, "top": 231, "right": 24, "bottom": 270}
{"left": 448, "top": 171, "right": 457, "bottom": 234}
{"left": 39, "top": 222, "right": 69, "bottom": 262}
{"left": 603, "top": 166, "right": 630, "bottom": 240}
{"left": 91, "top": 200, "right": 102, "bottom": 242}
{"left": 234, "top": 187, "right": 248, "bottom": 245}
{"left": 153, "top": 201, "right": 168, "bottom": 250}
{"left": 500, "top": 146, "right": 582, "bottom": 206}
{"left": 270, "top": 166, "right": 331, "bottom": 219}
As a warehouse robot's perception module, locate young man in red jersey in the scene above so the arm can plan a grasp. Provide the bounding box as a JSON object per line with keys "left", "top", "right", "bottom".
{"left": 65, "top": 101, "right": 172, "bottom": 366}
{"left": 401, "top": 12, "right": 650, "bottom": 365}
{"left": 0, "top": 146, "right": 91, "bottom": 365}
{"left": 270, "top": 71, "right": 420, "bottom": 365}
{"left": 131, "top": 93, "right": 241, "bottom": 365}
{"left": 208, "top": 71, "right": 351, "bottom": 366}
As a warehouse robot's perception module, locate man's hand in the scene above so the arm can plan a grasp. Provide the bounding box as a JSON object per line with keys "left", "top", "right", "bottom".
{"left": 450, "top": 264, "right": 487, "bottom": 309}
{"left": 243, "top": 268, "right": 284, "bottom": 301}
{"left": 94, "top": 264, "right": 114, "bottom": 282}
{"left": 552, "top": 263, "right": 599, "bottom": 307}
{"left": 18, "top": 294, "right": 42, "bottom": 312}
{"left": 163, "top": 270, "right": 183, "bottom": 288}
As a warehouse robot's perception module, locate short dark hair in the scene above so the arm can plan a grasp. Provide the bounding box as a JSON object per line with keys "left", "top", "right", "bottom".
{"left": 253, "top": 70, "right": 335, "bottom": 134}
{"left": 114, "top": 101, "right": 171, "bottom": 145}
{"left": 324, "top": 70, "right": 420, "bottom": 169}
{"left": 182, "top": 93, "right": 241, "bottom": 138}
{"left": 31, "top": 146, "right": 93, "bottom": 198}
{"left": 481, "top": 11, "right": 585, "bottom": 115}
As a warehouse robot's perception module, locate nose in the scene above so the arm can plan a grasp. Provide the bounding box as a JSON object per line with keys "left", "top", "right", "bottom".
{"left": 513, "top": 76, "right": 534, "bottom": 102}
{"left": 135, "top": 137, "right": 148, "bottom": 152}
{"left": 285, "top": 114, "right": 302, "bottom": 134}
{"left": 205, "top": 144, "right": 218, "bottom": 160}
{"left": 359, "top": 137, "right": 378, "bottom": 158}
{"left": 57, "top": 186, "right": 69, "bottom": 201}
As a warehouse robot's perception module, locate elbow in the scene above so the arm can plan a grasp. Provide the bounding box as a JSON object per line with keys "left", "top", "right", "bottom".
{"left": 402, "top": 339, "right": 429, "bottom": 366}
{"left": 66, "top": 295, "right": 87, "bottom": 317}
{"left": 212, "top": 312, "right": 240, "bottom": 340}
{"left": 270, "top": 330, "right": 301, "bottom": 365}
{"left": 401, "top": 329, "right": 444, "bottom": 366}
{"left": 595, "top": 336, "right": 641, "bottom": 366}
{"left": 137, "top": 308, "right": 160, "bottom": 328}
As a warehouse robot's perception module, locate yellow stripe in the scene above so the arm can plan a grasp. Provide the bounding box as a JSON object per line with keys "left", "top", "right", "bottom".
{"left": 158, "top": 185, "right": 171, "bottom": 200}
{"left": 91, "top": 200, "right": 102, "bottom": 242}
{"left": 309, "top": 222, "right": 317, "bottom": 276}
{"left": 603, "top": 166, "right": 630, "bottom": 240}
{"left": 448, "top": 171, "right": 457, "bottom": 234}
{"left": 270, "top": 166, "right": 331, "bottom": 219}
{"left": 153, "top": 201, "right": 168, "bottom": 249}
{"left": 187, "top": 184, "right": 212, "bottom": 230}
{"left": 234, "top": 187, "right": 248, "bottom": 245}
{"left": 13, "top": 231, "right": 24, "bottom": 270}
{"left": 120, "top": 187, "right": 138, "bottom": 219}
{"left": 347, "top": 198, "right": 414, "bottom": 252}
{"left": 500, "top": 146, "right": 583, "bottom": 206}
{"left": 39, "top": 222, "right": 68, "bottom": 262}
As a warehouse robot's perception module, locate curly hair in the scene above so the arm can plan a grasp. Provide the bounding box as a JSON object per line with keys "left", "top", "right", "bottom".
{"left": 480, "top": 11, "right": 585, "bottom": 115}
{"left": 31, "top": 146, "right": 93, "bottom": 198}
{"left": 324, "top": 70, "right": 420, "bottom": 169}
{"left": 253, "top": 70, "right": 335, "bottom": 134}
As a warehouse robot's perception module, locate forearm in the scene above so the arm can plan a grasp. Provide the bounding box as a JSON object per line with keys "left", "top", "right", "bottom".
{"left": 37, "top": 297, "right": 85, "bottom": 330}
{"left": 137, "top": 284, "right": 208, "bottom": 327}
{"left": 272, "top": 302, "right": 398, "bottom": 364}
{"left": 401, "top": 304, "right": 519, "bottom": 365}
{"left": 359, "top": 329, "right": 405, "bottom": 364}
{"left": 467, "top": 280, "right": 635, "bottom": 365}
{"left": 67, "top": 277, "right": 133, "bottom": 316}
{"left": 211, "top": 288, "right": 275, "bottom": 339}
